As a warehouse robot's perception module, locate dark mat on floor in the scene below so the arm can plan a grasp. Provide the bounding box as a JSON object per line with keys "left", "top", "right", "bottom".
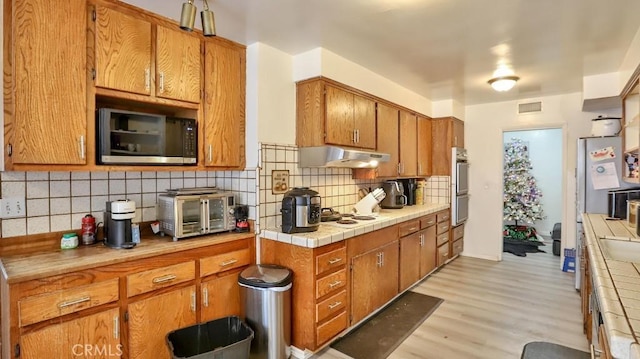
{"left": 503, "top": 237, "right": 546, "bottom": 257}
{"left": 521, "top": 341, "right": 590, "bottom": 359}
{"left": 330, "top": 291, "right": 443, "bottom": 359}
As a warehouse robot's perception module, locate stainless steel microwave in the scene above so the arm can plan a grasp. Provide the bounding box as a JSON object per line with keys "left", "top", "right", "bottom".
{"left": 157, "top": 189, "right": 236, "bottom": 240}
{"left": 97, "top": 108, "right": 197, "bottom": 165}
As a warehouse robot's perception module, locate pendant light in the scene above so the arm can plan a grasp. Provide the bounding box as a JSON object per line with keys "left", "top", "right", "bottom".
{"left": 180, "top": 0, "right": 216, "bottom": 36}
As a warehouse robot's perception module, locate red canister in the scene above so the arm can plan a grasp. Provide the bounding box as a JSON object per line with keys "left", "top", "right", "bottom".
{"left": 81, "top": 214, "right": 96, "bottom": 245}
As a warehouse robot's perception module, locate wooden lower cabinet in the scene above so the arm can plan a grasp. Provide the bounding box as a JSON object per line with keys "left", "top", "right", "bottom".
{"left": 2, "top": 236, "right": 254, "bottom": 359}
{"left": 201, "top": 270, "right": 244, "bottom": 322}
{"left": 128, "top": 286, "right": 197, "bottom": 359}
{"left": 437, "top": 243, "right": 450, "bottom": 267}
{"left": 420, "top": 225, "right": 437, "bottom": 277}
{"left": 21, "top": 308, "right": 121, "bottom": 359}
{"left": 260, "top": 239, "right": 348, "bottom": 351}
{"left": 399, "top": 232, "right": 422, "bottom": 292}
{"left": 351, "top": 240, "right": 399, "bottom": 324}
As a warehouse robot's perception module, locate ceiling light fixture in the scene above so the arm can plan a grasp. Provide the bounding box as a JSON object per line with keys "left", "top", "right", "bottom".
{"left": 488, "top": 75, "right": 520, "bottom": 92}
{"left": 180, "top": 0, "right": 216, "bottom": 36}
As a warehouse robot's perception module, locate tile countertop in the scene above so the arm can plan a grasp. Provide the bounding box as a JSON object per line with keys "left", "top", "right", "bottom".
{"left": 582, "top": 214, "right": 640, "bottom": 359}
{"left": 260, "top": 203, "right": 450, "bottom": 248}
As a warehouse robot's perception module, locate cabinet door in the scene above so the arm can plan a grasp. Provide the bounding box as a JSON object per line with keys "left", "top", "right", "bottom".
{"left": 325, "top": 86, "right": 355, "bottom": 146}
{"left": 452, "top": 118, "right": 464, "bottom": 148}
{"left": 420, "top": 226, "right": 437, "bottom": 277}
{"left": 353, "top": 95, "right": 376, "bottom": 149}
{"left": 156, "top": 26, "right": 201, "bottom": 103}
{"left": 128, "top": 286, "right": 197, "bottom": 359}
{"left": 376, "top": 103, "right": 400, "bottom": 177}
{"left": 95, "top": 6, "right": 151, "bottom": 96}
{"left": 21, "top": 308, "right": 121, "bottom": 359}
{"left": 399, "top": 111, "right": 417, "bottom": 176}
{"left": 417, "top": 116, "right": 432, "bottom": 176}
{"left": 399, "top": 233, "right": 421, "bottom": 292}
{"left": 203, "top": 40, "right": 245, "bottom": 168}
{"left": 201, "top": 272, "right": 243, "bottom": 322}
{"left": 431, "top": 118, "right": 452, "bottom": 175}
{"left": 351, "top": 241, "right": 399, "bottom": 324}
{"left": 9, "top": 0, "right": 87, "bottom": 165}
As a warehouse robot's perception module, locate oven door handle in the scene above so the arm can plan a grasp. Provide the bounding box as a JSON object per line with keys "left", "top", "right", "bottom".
{"left": 201, "top": 199, "right": 210, "bottom": 233}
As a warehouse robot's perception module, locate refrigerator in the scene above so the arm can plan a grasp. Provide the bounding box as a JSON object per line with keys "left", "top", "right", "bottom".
{"left": 576, "top": 136, "right": 634, "bottom": 289}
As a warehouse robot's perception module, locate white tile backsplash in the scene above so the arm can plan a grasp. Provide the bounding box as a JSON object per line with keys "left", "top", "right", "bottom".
{"left": 27, "top": 216, "right": 50, "bottom": 235}
{"left": 49, "top": 181, "right": 71, "bottom": 198}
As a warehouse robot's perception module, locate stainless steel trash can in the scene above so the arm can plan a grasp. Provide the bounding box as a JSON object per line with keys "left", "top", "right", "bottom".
{"left": 239, "top": 264, "right": 292, "bottom": 359}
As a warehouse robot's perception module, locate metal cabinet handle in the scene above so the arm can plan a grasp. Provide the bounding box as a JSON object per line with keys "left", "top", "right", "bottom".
{"left": 376, "top": 252, "right": 382, "bottom": 267}
{"left": 208, "top": 144, "right": 213, "bottom": 163}
{"left": 152, "top": 274, "right": 177, "bottom": 284}
{"left": 190, "top": 291, "right": 196, "bottom": 312}
{"left": 114, "top": 315, "right": 119, "bottom": 339}
{"left": 353, "top": 130, "right": 356, "bottom": 143}
{"left": 328, "top": 301, "right": 342, "bottom": 310}
{"left": 220, "top": 259, "right": 238, "bottom": 267}
{"left": 58, "top": 296, "right": 90, "bottom": 308}
{"left": 159, "top": 72, "right": 165, "bottom": 93}
{"left": 144, "top": 68, "right": 150, "bottom": 90}
{"left": 328, "top": 258, "right": 342, "bottom": 265}
{"left": 397, "top": 163, "right": 401, "bottom": 175}
{"left": 408, "top": 227, "right": 417, "bottom": 232}
{"left": 203, "top": 287, "right": 209, "bottom": 307}
{"left": 381, "top": 252, "right": 385, "bottom": 266}
{"left": 356, "top": 129, "right": 360, "bottom": 143}
{"left": 328, "top": 280, "right": 342, "bottom": 288}
{"left": 79, "top": 136, "right": 85, "bottom": 160}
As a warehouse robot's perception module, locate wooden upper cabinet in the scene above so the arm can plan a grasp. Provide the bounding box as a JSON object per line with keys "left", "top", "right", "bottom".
{"left": 95, "top": 6, "right": 152, "bottom": 96}
{"left": 203, "top": 39, "right": 246, "bottom": 168}
{"left": 431, "top": 116, "right": 464, "bottom": 175}
{"left": 325, "top": 86, "right": 355, "bottom": 146}
{"left": 95, "top": 7, "right": 201, "bottom": 104}
{"left": 375, "top": 103, "right": 400, "bottom": 177}
{"left": 155, "top": 26, "right": 201, "bottom": 103}
{"left": 353, "top": 95, "right": 376, "bottom": 149}
{"left": 399, "top": 110, "right": 417, "bottom": 176}
{"left": 297, "top": 79, "right": 376, "bottom": 150}
{"left": 417, "top": 116, "right": 432, "bottom": 176}
{"left": 5, "top": 0, "right": 88, "bottom": 166}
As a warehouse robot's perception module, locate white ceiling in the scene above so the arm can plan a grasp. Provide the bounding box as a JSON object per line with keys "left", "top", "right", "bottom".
{"left": 124, "top": 0, "right": 640, "bottom": 105}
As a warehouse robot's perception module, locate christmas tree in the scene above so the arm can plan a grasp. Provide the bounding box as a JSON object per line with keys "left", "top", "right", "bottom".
{"left": 503, "top": 138, "right": 545, "bottom": 233}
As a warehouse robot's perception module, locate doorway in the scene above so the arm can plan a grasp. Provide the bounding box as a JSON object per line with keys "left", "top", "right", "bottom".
{"left": 502, "top": 128, "right": 564, "bottom": 261}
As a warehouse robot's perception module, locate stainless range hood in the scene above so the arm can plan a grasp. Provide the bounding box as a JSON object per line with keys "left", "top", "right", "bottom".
{"left": 298, "top": 146, "right": 390, "bottom": 168}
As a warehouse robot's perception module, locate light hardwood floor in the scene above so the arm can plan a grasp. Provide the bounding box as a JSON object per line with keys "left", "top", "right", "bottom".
{"left": 316, "top": 247, "right": 589, "bottom": 359}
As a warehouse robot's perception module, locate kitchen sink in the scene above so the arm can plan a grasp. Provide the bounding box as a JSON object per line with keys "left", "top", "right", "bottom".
{"left": 599, "top": 236, "right": 640, "bottom": 262}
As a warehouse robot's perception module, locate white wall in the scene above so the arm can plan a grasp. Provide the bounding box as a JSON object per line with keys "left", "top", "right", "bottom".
{"left": 503, "top": 129, "right": 563, "bottom": 235}
{"left": 292, "top": 48, "right": 432, "bottom": 116}
{"left": 620, "top": 26, "right": 640, "bottom": 91}
{"left": 250, "top": 43, "right": 297, "bottom": 148}
{"left": 464, "top": 93, "right": 604, "bottom": 261}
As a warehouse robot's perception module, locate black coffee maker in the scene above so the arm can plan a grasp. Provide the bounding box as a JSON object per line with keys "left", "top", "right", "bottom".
{"left": 400, "top": 179, "right": 417, "bottom": 206}
{"left": 104, "top": 200, "right": 136, "bottom": 249}
{"left": 281, "top": 187, "right": 321, "bottom": 233}
{"left": 233, "top": 205, "right": 250, "bottom": 232}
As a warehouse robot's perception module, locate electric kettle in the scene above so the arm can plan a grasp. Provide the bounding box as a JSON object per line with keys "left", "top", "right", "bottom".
{"left": 380, "top": 181, "right": 407, "bottom": 209}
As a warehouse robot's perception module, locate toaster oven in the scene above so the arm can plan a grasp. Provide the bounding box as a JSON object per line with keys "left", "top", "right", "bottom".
{"left": 157, "top": 188, "right": 236, "bottom": 240}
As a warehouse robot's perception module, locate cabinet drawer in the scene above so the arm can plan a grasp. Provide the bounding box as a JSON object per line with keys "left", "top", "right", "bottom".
{"left": 452, "top": 239, "right": 463, "bottom": 256}
{"left": 453, "top": 224, "right": 464, "bottom": 241}
{"left": 200, "top": 248, "right": 251, "bottom": 277}
{"left": 316, "top": 247, "right": 347, "bottom": 277}
{"left": 316, "top": 310, "right": 347, "bottom": 346}
{"left": 399, "top": 220, "right": 420, "bottom": 237}
{"left": 316, "top": 290, "right": 347, "bottom": 323}
{"left": 19, "top": 278, "right": 119, "bottom": 327}
{"left": 437, "top": 211, "right": 450, "bottom": 223}
{"left": 420, "top": 215, "right": 436, "bottom": 228}
{"left": 437, "top": 221, "right": 450, "bottom": 235}
{"left": 127, "top": 261, "right": 195, "bottom": 297}
{"left": 437, "top": 243, "right": 450, "bottom": 266}
{"left": 316, "top": 269, "right": 347, "bottom": 299}
{"left": 436, "top": 232, "right": 449, "bottom": 246}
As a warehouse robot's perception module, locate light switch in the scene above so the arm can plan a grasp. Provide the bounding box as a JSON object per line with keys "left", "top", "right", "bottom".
{"left": 0, "top": 197, "right": 26, "bottom": 218}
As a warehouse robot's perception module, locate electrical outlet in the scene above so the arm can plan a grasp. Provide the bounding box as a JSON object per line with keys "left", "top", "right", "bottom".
{"left": 0, "top": 197, "right": 26, "bottom": 218}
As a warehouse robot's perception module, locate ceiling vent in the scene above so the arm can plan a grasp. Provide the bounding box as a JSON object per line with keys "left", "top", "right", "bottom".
{"left": 518, "top": 101, "right": 543, "bottom": 114}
